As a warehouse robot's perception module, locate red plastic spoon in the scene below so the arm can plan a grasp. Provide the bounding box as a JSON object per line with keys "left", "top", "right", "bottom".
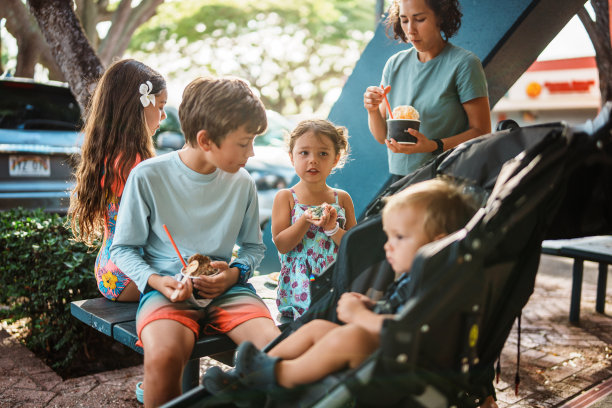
{"left": 381, "top": 85, "right": 393, "bottom": 119}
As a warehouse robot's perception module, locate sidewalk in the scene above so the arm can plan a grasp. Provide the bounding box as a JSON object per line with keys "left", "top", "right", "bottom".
{"left": 0, "top": 254, "right": 610, "bottom": 407}
{"left": 495, "top": 255, "right": 612, "bottom": 407}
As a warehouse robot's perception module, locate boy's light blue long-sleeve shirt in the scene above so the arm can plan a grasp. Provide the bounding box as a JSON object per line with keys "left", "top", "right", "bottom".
{"left": 110, "top": 151, "right": 265, "bottom": 293}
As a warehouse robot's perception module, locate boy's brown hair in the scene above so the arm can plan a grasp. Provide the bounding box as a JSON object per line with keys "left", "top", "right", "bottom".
{"left": 382, "top": 178, "right": 477, "bottom": 240}
{"left": 179, "top": 77, "right": 267, "bottom": 147}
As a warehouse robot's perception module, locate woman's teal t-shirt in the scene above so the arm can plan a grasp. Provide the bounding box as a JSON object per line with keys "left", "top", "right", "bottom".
{"left": 381, "top": 42, "right": 488, "bottom": 176}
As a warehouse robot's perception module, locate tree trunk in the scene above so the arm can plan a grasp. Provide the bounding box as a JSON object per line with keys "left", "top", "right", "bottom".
{"left": 97, "top": 0, "right": 164, "bottom": 66}
{"left": 579, "top": 1, "right": 612, "bottom": 104}
{"left": 77, "top": 0, "right": 100, "bottom": 49}
{"left": 0, "top": 29, "right": 3, "bottom": 75}
{"left": 1, "top": 0, "right": 63, "bottom": 79}
{"left": 27, "top": 0, "right": 104, "bottom": 114}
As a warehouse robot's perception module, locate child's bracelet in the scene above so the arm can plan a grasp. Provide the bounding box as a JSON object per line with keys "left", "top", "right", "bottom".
{"left": 324, "top": 222, "right": 340, "bottom": 237}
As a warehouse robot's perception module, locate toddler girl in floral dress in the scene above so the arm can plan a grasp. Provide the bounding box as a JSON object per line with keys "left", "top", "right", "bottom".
{"left": 271, "top": 119, "right": 356, "bottom": 319}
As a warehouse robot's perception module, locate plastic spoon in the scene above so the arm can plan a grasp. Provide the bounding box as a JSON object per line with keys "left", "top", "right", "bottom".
{"left": 163, "top": 224, "right": 189, "bottom": 301}
{"left": 381, "top": 85, "right": 393, "bottom": 119}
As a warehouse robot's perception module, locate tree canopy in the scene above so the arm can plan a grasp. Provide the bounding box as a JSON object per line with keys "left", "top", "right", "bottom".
{"left": 2, "top": 0, "right": 375, "bottom": 115}
{"left": 127, "top": 0, "right": 375, "bottom": 115}
{"left": 1, "top": 0, "right": 164, "bottom": 81}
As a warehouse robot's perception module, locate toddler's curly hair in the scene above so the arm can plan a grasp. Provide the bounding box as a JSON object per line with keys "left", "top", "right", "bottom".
{"left": 287, "top": 119, "right": 350, "bottom": 169}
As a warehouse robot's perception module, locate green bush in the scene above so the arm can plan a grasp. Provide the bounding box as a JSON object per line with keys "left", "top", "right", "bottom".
{"left": 0, "top": 208, "right": 100, "bottom": 371}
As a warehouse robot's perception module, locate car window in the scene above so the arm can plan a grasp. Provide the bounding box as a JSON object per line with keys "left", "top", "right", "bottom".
{"left": 254, "top": 110, "right": 293, "bottom": 148}
{"left": 0, "top": 81, "right": 82, "bottom": 131}
{"left": 157, "top": 107, "right": 294, "bottom": 150}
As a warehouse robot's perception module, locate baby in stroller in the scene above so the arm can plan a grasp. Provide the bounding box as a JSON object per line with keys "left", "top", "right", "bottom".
{"left": 203, "top": 178, "right": 496, "bottom": 407}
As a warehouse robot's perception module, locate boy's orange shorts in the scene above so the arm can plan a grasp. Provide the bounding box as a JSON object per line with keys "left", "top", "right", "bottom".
{"left": 135, "top": 284, "right": 273, "bottom": 346}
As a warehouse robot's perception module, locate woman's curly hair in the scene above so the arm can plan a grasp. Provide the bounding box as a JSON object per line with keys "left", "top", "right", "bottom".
{"left": 386, "top": 0, "right": 463, "bottom": 42}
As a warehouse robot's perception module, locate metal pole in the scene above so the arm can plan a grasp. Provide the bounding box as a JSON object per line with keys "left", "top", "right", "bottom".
{"left": 569, "top": 259, "right": 584, "bottom": 323}
{"left": 595, "top": 263, "right": 608, "bottom": 313}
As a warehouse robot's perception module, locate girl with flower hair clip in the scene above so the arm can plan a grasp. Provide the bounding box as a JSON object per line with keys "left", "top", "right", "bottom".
{"left": 69, "top": 59, "right": 167, "bottom": 301}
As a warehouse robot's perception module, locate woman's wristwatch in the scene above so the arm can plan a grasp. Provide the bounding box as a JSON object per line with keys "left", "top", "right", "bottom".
{"left": 431, "top": 138, "right": 444, "bottom": 154}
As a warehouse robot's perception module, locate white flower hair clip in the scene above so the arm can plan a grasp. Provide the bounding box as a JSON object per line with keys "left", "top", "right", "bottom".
{"left": 139, "top": 81, "right": 156, "bottom": 107}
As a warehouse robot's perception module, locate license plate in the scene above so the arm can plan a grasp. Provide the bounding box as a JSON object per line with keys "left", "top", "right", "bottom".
{"left": 9, "top": 155, "right": 51, "bottom": 177}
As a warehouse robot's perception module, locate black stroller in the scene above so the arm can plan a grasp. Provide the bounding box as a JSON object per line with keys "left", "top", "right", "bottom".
{"left": 164, "top": 103, "right": 612, "bottom": 408}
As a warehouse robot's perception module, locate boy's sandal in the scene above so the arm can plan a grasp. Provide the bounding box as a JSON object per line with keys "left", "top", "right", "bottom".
{"left": 234, "top": 341, "right": 281, "bottom": 390}
{"left": 135, "top": 381, "right": 144, "bottom": 404}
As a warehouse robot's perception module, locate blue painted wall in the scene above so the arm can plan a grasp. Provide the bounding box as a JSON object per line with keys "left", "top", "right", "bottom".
{"left": 259, "top": 0, "right": 570, "bottom": 273}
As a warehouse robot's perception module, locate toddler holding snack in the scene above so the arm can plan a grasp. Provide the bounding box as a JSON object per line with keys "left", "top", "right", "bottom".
{"left": 110, "top": 77, "right": 281, "bottom": 406}
{"left": 271, "top": 119, "right": 357, "bottom": 319}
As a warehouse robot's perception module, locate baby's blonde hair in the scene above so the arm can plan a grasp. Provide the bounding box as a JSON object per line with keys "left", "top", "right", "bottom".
{"left": 287, "top": 119, "right": 350, "bottom": 169}
{"left": 382, "top": 178, "right": 477, "bottom": 240}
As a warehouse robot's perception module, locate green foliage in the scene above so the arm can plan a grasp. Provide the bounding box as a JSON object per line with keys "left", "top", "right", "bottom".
{"left": 131, "top": 0, "right": 374, "bottom": 49}
{"left": 0, "top": 208, "right": 99, "bottom": 371}
{"left": 128, "top": 0, "right": 376, "bottom": 115}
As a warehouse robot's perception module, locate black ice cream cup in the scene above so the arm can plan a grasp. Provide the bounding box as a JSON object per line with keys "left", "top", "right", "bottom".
{"left": 386, "top": 119, "right": 420, "bottom": 144}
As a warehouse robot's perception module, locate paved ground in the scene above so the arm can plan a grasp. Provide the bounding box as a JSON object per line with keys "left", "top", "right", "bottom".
{"left": 0, "top": 254, "right": 610, "bottom": 407}
{"left": 495, "top": 255, "right": 612, "bottom": 407}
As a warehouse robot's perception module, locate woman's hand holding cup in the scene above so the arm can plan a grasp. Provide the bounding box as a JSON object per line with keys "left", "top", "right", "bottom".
{"left": 386, "top": 129, "right": 437, "bottom": 154}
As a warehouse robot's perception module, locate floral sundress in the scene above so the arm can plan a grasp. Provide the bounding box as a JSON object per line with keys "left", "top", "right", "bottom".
{"left": 94, "top": 196, "right": 132, "bottom": 300}
{"left": 94, "top": 158, "right": 141, "bottom": 300}
{"left": 276, "top": 189, "right": 346, "bottom": 319}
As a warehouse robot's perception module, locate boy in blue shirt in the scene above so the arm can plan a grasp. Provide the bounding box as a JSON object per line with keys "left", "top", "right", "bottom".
{"left": 110, "top": 77, "right": 281, "bottom": 407}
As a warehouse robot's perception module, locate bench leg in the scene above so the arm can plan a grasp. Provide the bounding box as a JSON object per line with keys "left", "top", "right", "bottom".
{"left": 182, "top": 358, "right": 200, "bottom": 393}
{"left": 570, "top": 259, "right": 584, "bottom": 323}
{"left": 596, "top": 263, "right": 608, "bottom": 314}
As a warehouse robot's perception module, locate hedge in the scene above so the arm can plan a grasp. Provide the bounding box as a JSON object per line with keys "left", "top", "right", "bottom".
{"left": 0, "top": 208, "right": 100, "bottom": 372}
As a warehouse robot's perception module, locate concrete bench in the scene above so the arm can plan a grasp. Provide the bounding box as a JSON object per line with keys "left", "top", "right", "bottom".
{"left": 541, "top": 236, "right": 611, "bottom": 323}
{"left": 70, "top": 274, "right": 285, "bottom": 393}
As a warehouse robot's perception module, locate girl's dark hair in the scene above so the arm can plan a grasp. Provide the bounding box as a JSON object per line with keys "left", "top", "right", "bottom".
{"left": 386, "top": 0, "right": 463, "bottom": 42}
{"left": 69, "top": 59, "right": 165, "bottom": 245}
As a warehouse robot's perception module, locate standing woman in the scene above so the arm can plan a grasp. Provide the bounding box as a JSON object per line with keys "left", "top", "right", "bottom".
{"left": 69, "top": 59, "right": 167, "bottom": 302}
{"left": 364, "top": 0, "right": 491, "bottom": 181}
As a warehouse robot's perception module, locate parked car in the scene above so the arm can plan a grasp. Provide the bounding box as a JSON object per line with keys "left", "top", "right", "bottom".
{"left": 0, "top": 78, "right": 295, "bottom": 226}
{"left": 0, "top": 78, "right": 82, "bottom": 213}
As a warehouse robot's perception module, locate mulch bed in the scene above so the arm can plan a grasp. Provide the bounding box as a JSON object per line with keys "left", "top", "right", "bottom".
{"left": 1, "top": 318, "right": 142, "bottom": 379}
{"left": 61, "top": 326, "right": 143, "bottom": 379}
